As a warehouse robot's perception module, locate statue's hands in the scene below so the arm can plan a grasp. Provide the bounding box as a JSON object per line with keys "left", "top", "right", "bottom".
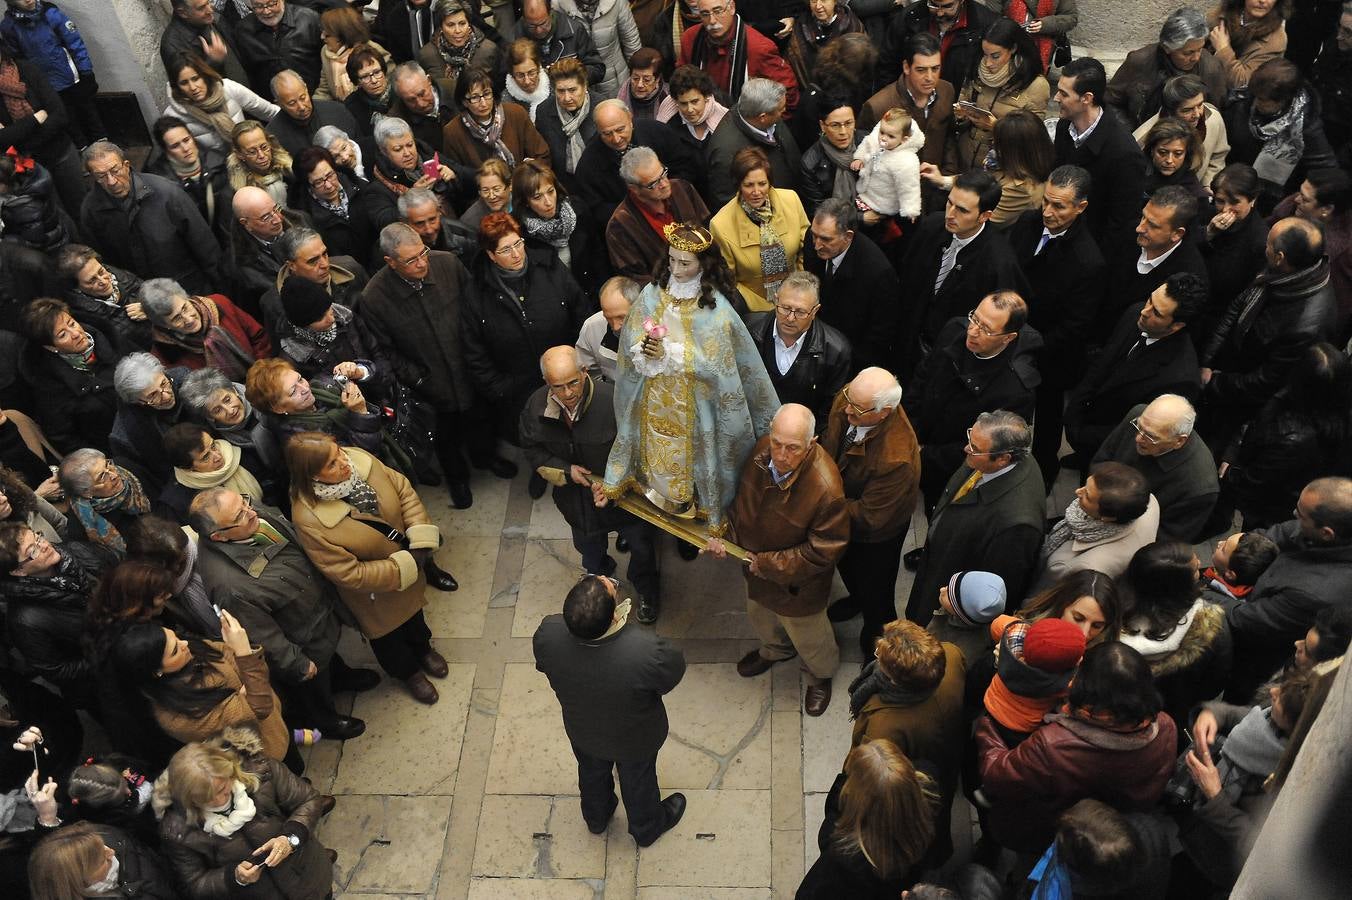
{"left": 640, "top": 333, "right": 665, "bottom": 360}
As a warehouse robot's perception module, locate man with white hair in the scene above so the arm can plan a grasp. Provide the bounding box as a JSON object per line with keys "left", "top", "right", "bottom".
{"left": 819, "top": 368, "right": 922, "bottom": 655}
{"left": 573, "top": 99, "right": 697, "bottom": 223}
{"left": 1091, "top": 394, "right": 1220, "bottom": 543}
{"left": 702, "top": 78, "right": 801, "bottom": 208}
{"left": 605, "top": 145, "right": 709, "bottom": 277}
{"left": 575, "top": 276, "right": 638, "bottom": 382}
{"left": 677, "top": 0, "right": 798, "bottom": 110}
{"left": 267, "top": 69, "right": 358, "bottom": 156}
{"left": 707, "top": 403, "right": 848, "bottom": 716}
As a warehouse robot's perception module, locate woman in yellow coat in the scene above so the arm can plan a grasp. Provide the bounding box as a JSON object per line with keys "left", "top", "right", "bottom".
{"left": 710, "top": 146, "right": 809, "bottom": 314}
{"left": 285, "top": 431, "right": 448, "bottom": 705}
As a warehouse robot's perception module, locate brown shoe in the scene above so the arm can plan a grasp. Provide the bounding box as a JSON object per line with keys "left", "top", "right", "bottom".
{"left": 421, "top": 648, "right": 449, "bottom": 678}
{"left": 736, "top": 648, "right": 796, "bottom": 678}
{"left": 804, "top": 680, "right": 832, "bottom": 717}
{"left": 319, "top": 794, "right": 336, "bottom": 817}
{"left": 326, "top": 848, "right": 338, "bottom": 865}
{"left": 406, "top": 671, "right": 439, "bottom": 704}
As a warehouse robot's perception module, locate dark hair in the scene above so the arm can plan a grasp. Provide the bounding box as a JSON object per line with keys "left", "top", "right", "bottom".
{"left": 1047, "top": 164, "right": 1092, "bottom": 202}
{"left": 669, "top": 64, "right": 715, "bottom": 99}
{"left": 0, "top": 466, "right": 38, "bottom": 522}
{"left": 986, "top": 289, "right": 1027, "bottom": 332}
{"left": 294, "top": 146, "right": 338, "bottom": 187}
{"left": 511, "top": 158, "right": 568, "bottom": 218}
{"left": 163, "top": 423, "right": 213, "bottom": 469}
{"left": 1087, "top": 461, "right": 1151, "bottom": 522}
{"left": 0, "top": 520, "right": 30, "bottom": 570}
{"left": 814, "top": 196, "right": 860, "bottom": 234}
{"left": 123, "top": 515, "right": 191, "bottom": 572}
{"left": 1306, "top": 167, "right": 1352, "bottom": 214}
{"left": 1228, "top": 532, "right": 1280, "bottom": 585}
{"left": 653, "top": 223, "right": 740, "bottom": 311}
{"left": 454, "top": 65, "right": 496, "bottom": 109}
{"left": 1310, "top": 605, "right": 1352, "bottom": 662}
{"left": 1211, "top": 162, "right": 1261, "bottom": 200}
{"left": 110, "top": 622, "right": 235, "bottom": 718}
{"left": 993, "top": 109, "right": 1054, "bottom": 183}
{"left": 981, "top": 17, "right": 1044, "bottom": 91}
{"left": 85, "top": 560, "right": 176, "bottom": 666}
{"left": 953, "top": 170, "right": 1002, "bottom": 214}
{"left": 1060, "top": 57, "right": 1107, "bottom": 104}
{"left": 20, "top": 297, "right": 73, "bottom": 344}
{"left": 1249, "top": 57, "right": 1301, "bottom": 106}
{"left": 346, "top": 44, "right": 386, "bottom": 84}
{"left": 1067, "top": 642, "right": 1163, "bottom": 725}
{"left": 1054, "top": 799, "right": 1146, "bottom": 894}
{"left": 1121, "top": 540, "right": 1201, "bottom": 640}
{"left": 151, "top": 114, "right": 193, "bottom": 152}
{"left": 1149, "top": 184, "right": 1198, "bottom": 231}
{"left": 1020, "top": 569, "right": 1123, "bottom": 644}
{"left": 901, "top": 31, "right": 942, "bottom": 67}
{"left": 811, "top": 33, "right": 877, "bottom": 101}
{"left": 1272, "top": 218, "right": 1324, "bottom": 269}
{"left": 1276, "top": 342, "right": 1352, "bottom": 462}
{"left": 1161, "top": 271, "right": 1206, "bottom": 323}
{"left": 166, "top": 51, "right": 222, "bottom": 99}
{"left": 1161, "top": 73, "right": 1208, "bottom": 115}
{"left": 628, "top": 47, "right": 662, "bottom": 73}
{"left": 563, "top": 576, "right": 614, "bottom": 639}
{"left": 730, "top": 145, "right": 772, "bottom": 188}
{"left": 53, "top": 243, "right": 101, "bottom": 287}
{"left": 815, "top": 94, "right": 853, "bottom": 122}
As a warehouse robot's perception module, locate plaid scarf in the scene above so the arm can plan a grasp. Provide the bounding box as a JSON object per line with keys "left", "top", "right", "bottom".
{"left": 0, "top": 59, "right": 34, "bottom": 121}
{"left": 70, "top": 466, "right": 150, "bottom": 553}
{"left": 434, "top": 29, "right": 485, "bottom": 79}
{"left": 312, "top": 469, "right": 381, "bottom": 515}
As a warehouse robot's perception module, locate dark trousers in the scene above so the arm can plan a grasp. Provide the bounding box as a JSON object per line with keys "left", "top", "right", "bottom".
{"left": 837, "top": 533, "right": 906, "bottom": 654}
{"left": 279, "top": 654, "right": 364, "bottom": 728}
{"left": 435, "top": 406, "right": 496, "bottom": 484}
{"left": 572, "top": 517, "right": 659, "bottom": 597}
{"left": 368, "top": 610, "right": 433, "bottom": 680}
{"left": 1031, "top": 382, "right": 1067, "bottom": 492}
{"left": 572, "top": 742, "right": 666, "bottom": 843}
{"left": 58, "top": 79, "right": 106, "bottom": 148}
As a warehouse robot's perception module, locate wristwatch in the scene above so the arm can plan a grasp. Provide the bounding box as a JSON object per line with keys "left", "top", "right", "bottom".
{"left": 286, "top": 833, "right": 301, "bottom": 849}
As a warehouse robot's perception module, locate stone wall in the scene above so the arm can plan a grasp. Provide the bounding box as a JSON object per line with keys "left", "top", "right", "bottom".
{"left": 63, "top": 0, "right": 170, "bottom": 130}
{"left": 1072, "top": 0, "right": 1187, "bottom": 58}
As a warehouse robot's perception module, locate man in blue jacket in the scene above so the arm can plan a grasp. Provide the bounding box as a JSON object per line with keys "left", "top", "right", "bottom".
{"left": 0, "top": 0, "right": 103, "bottom": 147}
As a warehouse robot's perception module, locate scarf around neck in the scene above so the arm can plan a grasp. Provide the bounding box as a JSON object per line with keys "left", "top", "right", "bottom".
{"left": 281, "top": 302, "right": 349, "bottom": 362}
{"left": 214, "top": 388, "right": 258, "bottom": 442}
{"left": 1041, "top": 498, "right": 1131, "bottom": 562}
{"left": 741, "top": 196, "right": 789, "bottom": 293}
{"left": 1249, "top": 89, "right": 1309, "bottom": 187}
{"left": 978, "top": 58, "right": 1016, "bottom": 89}
{"left": 174, "top": 440, "right": 263, "bottom": 498}
{"left": 1220, "top": 705, "right": 1286, "bottom": 780}
{"left": 692, "top": 14, "right": 749, "bottom": 99}
{"left": 817, "top": 134, "right": 859, "bottom": 201}
{"left": 182, "top": 79, "right": 238, "bottom": 142}
{"left": 558, "top": 93, "right": 593, "bottom": 173}
{"left": 847, "top": 658, "right": 934, "bottom": 718}
{"left": 312, "top": 467, "right": 380, "bottom": 515}
{"left": 435, "top": 29, "right": 484, "bottom": 77}
{"left": 0, "top": 59, "right": 33, "bottom": 121}
{"left": 504, "top": 68, "right": 550, "bottom": 120}
{"left": 201, "top": 780, "right": 256, "bottom": 837}
{"left": 154, "top": 295, "right": 256, "bottom": 382}
{"left": 461, "top": 104, "right": 515, "bottom": 168}
{"left": 71, "top": 466, "right": 150, "bottom": 553}
{"left": 58, "top": 336, "right": 97, "bottom": 371}
{"left": 524, "top": 198, "right": 577, "bottom": 249}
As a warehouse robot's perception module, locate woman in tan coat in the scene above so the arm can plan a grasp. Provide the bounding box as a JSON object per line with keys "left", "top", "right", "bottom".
{"left": 1208, "top": 0, "right": 1289, "bottom": 90}
{"left": 284, "top": 432, "right": 447, "bottom": 705}
{"left": 946, "top": 18, "right": 1050, "bottom": 175}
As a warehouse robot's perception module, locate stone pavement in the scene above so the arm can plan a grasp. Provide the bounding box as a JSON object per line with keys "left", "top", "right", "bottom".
{"left": 304, "top": 460, "right": 1085, "bottom": 898}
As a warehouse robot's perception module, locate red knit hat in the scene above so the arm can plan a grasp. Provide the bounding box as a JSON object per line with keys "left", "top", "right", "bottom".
{"left": 1022, "top": 619, "right": 1086, "bottom": 672}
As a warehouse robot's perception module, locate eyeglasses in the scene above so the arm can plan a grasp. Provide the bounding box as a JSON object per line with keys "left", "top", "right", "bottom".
{"left": 549, "top": 376, "right": 583, "bottom": 393}
{"left": 18, "top": 532, "right": 49, "bottom": 563}
{"left": 465, "top": 91, "right": 494, "bottom": 104}
{"left": 251, "top": 0, "right": 282, "bottom": 12}
{"left": 240, "top": 143, "right": 272, "bottom": 160}
{"left": 492, "top": 238, "right": 526, "bottom": 256}
{"left": 139, "top": 378, "right": 175, "bottom": 406}
{"left": 256, "top": 205, "right": 284, "bottom": 223}
{"left": 696, "top": 4, "right": 730, "bottom": 19}
{"left": 212, "top": 494, "right": 254, "bottom": 534}
{"left": 774, "top": 303, "right": 816, "bottom": 320}
{"left": 640, "top": 166, "right": 670, "bottom": 191}
{"left": 963, "top": 428, "right": 1000, "bottom": 456}
{"left": 1130, "top": 417, "right": 1165, "bottom": 446}
{"left": 842, "top": 387, "right": 869, "bottom": 416}
{"left": 631, "top": 73, "right": 657, "bottom": 87}
{"left": 87, "top": 162, "right": 126, "bottom": 184}
{"left": 966, "top": 309, "right": 1008, "bottom": 338}
{"left": 395, "top": 245, "right": 431, "bottom": 266}
{"left": 309, "top": 169, "right": 339, "bottom": 188}
{"left": 357, "top": 69, "right": 385, "bottom": 84}
{"left": 92, "top": 465, "right": 120, "bottom": 487}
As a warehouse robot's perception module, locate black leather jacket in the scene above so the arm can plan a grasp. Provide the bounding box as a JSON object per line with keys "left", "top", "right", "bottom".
{"left": 798, "top": 130, "right": 866, "bottom": 218}
{"left": 747, "top": 312, "right": 853, "bottom": 427}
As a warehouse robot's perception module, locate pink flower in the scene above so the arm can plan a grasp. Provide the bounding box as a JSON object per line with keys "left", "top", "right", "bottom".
{"left": 643, "top": 317, "right": 667, "bottom": 339}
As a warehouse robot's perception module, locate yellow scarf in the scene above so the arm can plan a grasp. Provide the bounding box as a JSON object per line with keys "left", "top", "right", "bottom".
{"left": 174, "top": 440, "right": 263, "bottom": 498}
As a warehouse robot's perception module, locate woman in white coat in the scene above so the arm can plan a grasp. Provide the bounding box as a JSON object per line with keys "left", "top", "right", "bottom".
{"left": 553, "top": 0, "right": 641, "bottom": 101}
{"left": 163, "top": 52, "right": 279, "bottom": 157}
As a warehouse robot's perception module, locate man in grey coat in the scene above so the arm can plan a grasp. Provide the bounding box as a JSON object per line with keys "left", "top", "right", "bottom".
{"left": 190, "top": 487, "right": 379, "bottom": 741}
{"left": 534, "top": 574, "right": 687, "bottom": 845}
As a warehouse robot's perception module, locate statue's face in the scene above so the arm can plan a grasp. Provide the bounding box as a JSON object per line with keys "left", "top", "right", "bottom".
{"left": 668, "top": 247, "right": 700, "bottom": 282}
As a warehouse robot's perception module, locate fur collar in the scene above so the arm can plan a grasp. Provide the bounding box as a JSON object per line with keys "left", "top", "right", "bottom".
{"left": 1148, "top": 602, "right": 1226, "bottom": 678}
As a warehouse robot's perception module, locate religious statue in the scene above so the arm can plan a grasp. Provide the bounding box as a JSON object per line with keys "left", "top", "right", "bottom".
{"left": 601, "top": 222, "right": 778, "bottom": 534}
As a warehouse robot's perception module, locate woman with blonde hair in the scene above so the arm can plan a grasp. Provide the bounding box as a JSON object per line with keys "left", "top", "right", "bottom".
{"left": 155, "top": 735, "right": 333, "bottom": 898}
{"left": 284, "top": 431, "right": 453, "bottom": 705}
{"left": 799, "top": 738, "right": 939, "bottom": 897}
{"left": 226, "top": 121, "right": 294, "bottom": 207}
{"left": 501, "top": 38, "right": 550, "bottom": 120}
{"left": 163, "top": 52, "right": 278, "bottom": 156}
{"left": 316, "top": 5, "right": 393, "bottom": 102}
{"left": 28, "top": 820, "right": 174, "bottom": 900}
{"left": 459, "top": 156, "right": 513, "bottom": 232}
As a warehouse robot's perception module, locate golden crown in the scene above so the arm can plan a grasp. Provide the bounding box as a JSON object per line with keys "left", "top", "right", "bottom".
{"left": 663, "top": 221, "right": 713, "bottom": 254}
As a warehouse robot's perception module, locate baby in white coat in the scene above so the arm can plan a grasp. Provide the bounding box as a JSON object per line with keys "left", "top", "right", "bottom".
{"left": 851, "top": 108, "right": 925, "bottom": 220}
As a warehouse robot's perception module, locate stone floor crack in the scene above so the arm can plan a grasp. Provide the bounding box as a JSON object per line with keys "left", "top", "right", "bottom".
{"left": 707, "top": 694, "right": 773, "bottom": 790}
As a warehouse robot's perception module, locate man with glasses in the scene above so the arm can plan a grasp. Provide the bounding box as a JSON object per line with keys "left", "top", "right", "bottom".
{"left": 677, "top": 0, "right": 799, "bottom": 112}
{"left": 575, "top": 99, "right": 698, "bottom": 225}
{"left": 904, "top": 410, "right": 1045, "bottom": 625}
{"left": 361, "top": 223, "right": 515, "bottom": 510}
{"left": 819, "top": 367, "right": 921, "bottom": 655}
{"left": 78, "top": 141, "right": 223, "bottom": 296}
{"left": 606, "top": 145, "right": 709, "bottom": 278}
{"left": 507, "top": 0, "right": 606, "bottom": 94}
{"left": 234, "top": 0, "right": 322, "bottom": 96}
{"left": 268, "top": 69, "right": 358, "bottom": 157}
{"left": 803, "top": 198, "right": 899, "bottom": 373}
{"left": 230, "top": 186, "right": 311, "bottom": 315}
{"left": 1092, "top": 394, "right": 1218, "bottom": 545}
{"left": 876, "top": 0, "right": 997, "bottom": 92}
{"left": 905, "top": 291, "right": 1040, "bottom": 519}
{"left": 189, "top": 487, "right": 378, "bottom": 744}
{"left": 520, "top": 346, "right": 662, "bottom": 620}
{"left": 746, "top": 271, "right": 851, "bottom": 426}
{"left": 534, "top": 573, "right": 687, "bottom": 845}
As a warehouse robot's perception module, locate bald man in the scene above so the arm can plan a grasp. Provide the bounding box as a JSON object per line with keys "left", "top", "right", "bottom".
{"left": 268, "top": 69, "right": 357, "bottom": 156}
{"left": 709, "top": 403, "right": 848, "bottom": 716}
{"left": 519, "top": 346, "right": 662, "bottom": 620}
{"left": 574, "top": 100, "right": 697, "bottom": 224}
{"left": 230, "top": 186, "right": 310, "bottom": 313}
{"left": 819, "top": 368, "right": 922, "bottom": 654}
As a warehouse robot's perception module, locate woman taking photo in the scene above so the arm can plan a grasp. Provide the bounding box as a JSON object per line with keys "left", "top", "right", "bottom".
{"left": 799, "top": 96, "right": 864, "bottom": 216}
{"left": 1133, "top": 74, "right": 1231, "bottom": 189}
{"left": 945, "top": 18, "right": 1048, "bottom": 175}
{"left": 710, "top": 146, "right": 809, "bottom": 313}
{"left": 294, "top": 146, "right": 364, "bottom": 261}
{"left": 285, "top": 431, "right": 452, "bottom": 705}
{"left": 502, "top": 38, "right": 550, "bottom": 121}
{"left": 178, "top": 367, "right": 285, "bottom": 486}
{"left": 513, "top": 159, "right": 600, "bottom": 292}
{"left": 1208, "top": 0, "right": 1290, "bottom": 89}
{"left": 139, "top": 278, "right": 271, "bottom": 380}
{"left": 442, "top": 66, "right": 550, "bottom": 170}
{"left": 162, "top": 52, "right": 278, "bottom": 157}
{"left": 317, "top": 5, "right": 393, "bottom": 102}
{"left": 418, "top": 1, "right": 499, "bottom": 94}
{"left": 154, "top": 737, "right": 333, "bottom": 899}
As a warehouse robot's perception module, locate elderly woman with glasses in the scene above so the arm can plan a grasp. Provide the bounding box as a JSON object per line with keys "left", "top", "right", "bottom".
{"left": 443, "top": 65, "right": 550, "bottom": 170}
{"left": 293, "top": 146, "right": 364, "bottom": 260}
{"left": 110, "top": 353, "right": 190, "bottom": 492}
{"left": 163, "top": 51, "right": 280, "bottom": 157}
{"left": 57, "top": 448, "right": 155, "bottom": 555}
{"left": 312, "top": 124, "right": 369, "bottom": 184}
{"left": 318, "top": 5, "right": 394, "bottom": 102}
{"left": 226, "top": 121, "right": 296, "bottom": 208}
{"left": 351, "top": 116, "right": 454, "bottom": 262}
{"left": 138, "top": 278, "right": 271, "bottom": 380}
{"left": 342, "top": 43, "right": 397, "bottom": 137}
{"left": 178, "top": 367, "right": 285, "bottom": 487}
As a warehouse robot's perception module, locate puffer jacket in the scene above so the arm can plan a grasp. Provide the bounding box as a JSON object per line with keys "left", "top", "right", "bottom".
{"left": 554, "top": 0, "right": 641, "bottom": 100}
{"left": 88, "top": 822, "right": 178, "bottom": 899}
{"left": 0, "top": 1, "right": 92, "bottom": 91}
{"left": 158, "top": 726, "right": 331, "bottom": 900}
{"left": 0, "top": 160, "right": 67, "bottom": 251}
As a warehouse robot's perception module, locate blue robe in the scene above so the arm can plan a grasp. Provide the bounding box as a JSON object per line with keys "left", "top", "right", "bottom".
{"left": 603, "top": 283, "right": 777, "bottom": 532}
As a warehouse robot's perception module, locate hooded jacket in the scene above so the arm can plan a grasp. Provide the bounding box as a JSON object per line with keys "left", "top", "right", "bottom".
{"left": 0, "top": 1, "right": 92, "bottom": 92}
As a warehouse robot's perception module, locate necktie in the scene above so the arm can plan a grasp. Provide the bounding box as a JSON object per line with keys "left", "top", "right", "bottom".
{"left": 1126, "top": 336, "right": 1145, "bottom": 358}
{"left": 952, "top": 470, "right": 983, "bottom": 503}
{"left": 837, "top": 426, "right": 858, "bottom": 464}
{"left": 844, "top": 426, "right": 858, "bottom": 445}
{"left": 934, "top": 241, "right": 958, "bottom": 295}
{"left": 826, "top": 258, "right": 836, "bottom": 277}
{"left": 251, "top": 519, "right": 286, "bottom": 546}
{"left": 1034, "top": 231, "right": 1051, "bottom": 256}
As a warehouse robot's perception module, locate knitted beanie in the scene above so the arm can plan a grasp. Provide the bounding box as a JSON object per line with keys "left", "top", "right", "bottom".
{"left": 1022, "top": 618, "right": 1086, "bottom": 673}
{"left": 279, "top": 277, "right": 332, "bottom": 328}
{"left": 943, "top": 570, "right": 1007, "bottom": 626}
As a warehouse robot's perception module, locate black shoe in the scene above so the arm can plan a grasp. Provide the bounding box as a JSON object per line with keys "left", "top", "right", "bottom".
{"left": 319, "top": 716, "right": 366, "bottom": 741}
{"left": 636, "top": 593, "right": 660, "bottom": 624}
{"left": 586, "top": 795, "right": 619, "bottom": 834}
{"left": 418, "top": 468, "right": 443, "bottom": 487}
{"left": 481, "top": 456, "right": 518, "bottom": 479}
{"left": 449, "top": 481, "right": 473, "bottom": 509}
{"left": 615, "top": 535, "right": 630, "bottom": 553}
{"left": 597, "top": 555, "right": 617, "bottom": 577}
{"left": 676, "top": 541, "right": 699, "bottom": 561}
{"left": 528, "top": 471, "right": 548, "bottom": 499}
{"left": 330, "top": 667, "right": 381, "bottom": 693}
{"left": 424, "top": 560, "right": 459, "bottom": 592}
{"left": 903, "top": 547, "right": 924, "bottom": 571}
{"left": 826, "top": 596, "right": 860, "bottom": 622}
{"left": 635, "top": 793, "right": 687, "bottom": 847}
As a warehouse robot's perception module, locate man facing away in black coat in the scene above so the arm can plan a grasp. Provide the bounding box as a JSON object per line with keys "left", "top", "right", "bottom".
{"left": 534, "top": 574, "right": 688, "bottom": 846}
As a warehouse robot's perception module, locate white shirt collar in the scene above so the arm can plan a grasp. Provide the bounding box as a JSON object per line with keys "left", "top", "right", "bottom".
{"left": 773, "top": 326, "right": 807, "bottom": 375}
{"left": 1137, "top": 238, "right": 1182, "bottom": 273}
{"left": 1068, "top": 107, "right": 1104, "bottom": 145}
{"left": 739, "top": 113, "right": 775, "bottom": 142}
{"left": 950, "top": 222, "right": 985, "bottom": 251}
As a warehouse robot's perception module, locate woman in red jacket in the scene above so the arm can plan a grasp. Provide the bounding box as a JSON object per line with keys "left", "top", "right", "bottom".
{"left": 139, "top": 277, "right": 272, "bottom": 381}
{"left": 975, "top": 641, "right": 1177, "bottom": 852}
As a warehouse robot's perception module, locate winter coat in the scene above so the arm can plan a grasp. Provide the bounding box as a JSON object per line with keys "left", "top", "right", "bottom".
{"left": 1105, "top": 43, "right": 1230, "bottom": 129}
{"left": 64, "top": 264, "right": 153, "bottom": 352}
{"left": 817, "top": 394, "right": 920, "bottom": 544}
{"left": 1125, "top": 600, "right": 1232, "bottom": 747}
{"left": 1134, "top": 103, "right": 1231, "bottom": 189}
{"left": 159, "top": 15, "right": 250, "bottom": 89}
{"left": 149, "top": 294, "right": 271, "bottom": 375}
{"left": 1031, "top": 495, "right": 1161, "bottom": 594}
{"left": 195, "top": 504, "right": 343, "bottom": 686}
{"left": 859, "top": 78, "right": 954, "bottom": 167}
{"left": 264, "top": 374, "right": 387, "bottom": 462}
{"left": 371, "top": 0, "right": 436, "bottom": 63}
{"left": 259, "top": 257, "right": 369, "bottom": 352}
{"left": 747, "top": 314, "right": 853, "bottom": 428}
{"left": 1210, "top": 18, "right": 1287, "bottom": 90}
{"left": 441, "top": 99, "right": 551, "bottom": 170}
{"left": 158, "top": 727, "right": 330, "bottom": 900}
{"left": 1200, "top": 206, "right": 1269, "bottom": 334}
{"left": 233, "top": 2, "right": 322, "bottom": 95}
{"left": 0, "top": 57, "right": 74, "bottom": 163}
{"left": 295, "top": 171, "right": 365, "bottom": 262}
{"left": 726, "top": 437, "right": 849, "bottom": 618}
{"left": 87, "top": 822, "right": 177, "bottom": 899}
{"left": 417, "top": 33, "right": 498, "bottom": 98}
{"left": 1222, "top": 87, "right": 1338, "bottom": 203}
{"left": 0, "top": 2, "right": 92, "bottom": 92}
{"left": 0, "top": 161, "right": 66, "bottom": 252}
{"left": 854, "top": 122, "right": 925, "bottom": 218}
{"left": 946, "top": 75, "right": 1050, "bottom": 174}
{"left": 151, "top": 641, "right": 289, "bottom": 761}
{"left": 703, "top": 112, "right": 802, "bottom": 211}
{"left": 267, "top": 99, "right": 356, "bottom": 158}
{"left": 575, "top": 116, "right": 698, "bottom": 223}
{"left": 798, "top": 129, "right": 865, "bottom": 217}
{"left": 17, "top": 322, "right": 125, "bottom": 454}
{"left": 290, "top": 447, "right": 438, "bottom": 640}
{"left": 1052, "top": 108, "right": 1148, "bottom": 251}
{"left": 710, "top": 188, "right": 809, "bottom": 314}
{"left": 1097, "top": 238, "right": 1210, "bottom": 343}
{"left": 604, "top": 177, "right": 709, "bottom": 279}
{"left": 1008, "top": 209, "right": 1104, "bottom": 379}
{"left": 876, "top": 1, "right": 996, "bottom": 89}
{"left": 109, "top": 365, "right": 189, "bottom": 491}
{"left": 555, "top": 0, "right": 641, "bottom": 100}
{"left": 975, "top": 708, "right": 1178, "bottom": 852}
{"left": 803, "top": 230, "right": 899, "bottom": 373}
{"left": 163, "top": 79, "right": 279, "bottom": 157}
{"left": 533, "top": 94, "right": 597, "bottom": 181}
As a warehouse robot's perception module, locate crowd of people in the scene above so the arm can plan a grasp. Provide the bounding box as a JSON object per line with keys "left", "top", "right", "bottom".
{"left": 0, "top": 0, "right": 1350, "bottom": 897}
